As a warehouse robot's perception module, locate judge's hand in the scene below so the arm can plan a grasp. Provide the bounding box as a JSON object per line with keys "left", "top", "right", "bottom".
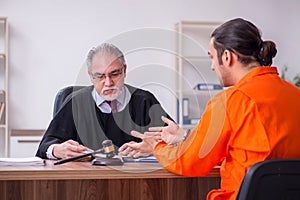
{"left": 53, "top": 140, "right": 89, "bottom": 159}
{"left": 146, "top": 116, "right": 186, "bottom": 145}
{"left": 118, "top": 131, "right": 158, "bottom": 158}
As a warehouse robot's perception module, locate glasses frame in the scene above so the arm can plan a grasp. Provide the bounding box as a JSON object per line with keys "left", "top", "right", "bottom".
{"left": 91, "top": 66, "right": 124, "bottom": 82}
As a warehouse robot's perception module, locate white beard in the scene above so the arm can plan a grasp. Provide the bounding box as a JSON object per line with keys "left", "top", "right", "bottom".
{"left": 100, "top": 86, "right": 122, "bottom": 101}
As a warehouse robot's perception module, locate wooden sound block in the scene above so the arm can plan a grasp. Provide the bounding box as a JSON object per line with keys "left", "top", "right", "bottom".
{"left": 91, "top": 157, "right": 124, "bottom": 166}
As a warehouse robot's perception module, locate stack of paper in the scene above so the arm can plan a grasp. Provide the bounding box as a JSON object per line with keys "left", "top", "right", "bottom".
{"left": 0, "top": 157, "right": 45, "bottom": 166}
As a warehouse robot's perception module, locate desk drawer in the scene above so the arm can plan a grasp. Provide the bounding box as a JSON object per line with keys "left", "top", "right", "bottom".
{"left": 10, "top": 136, "right": 42, "bottom": 158}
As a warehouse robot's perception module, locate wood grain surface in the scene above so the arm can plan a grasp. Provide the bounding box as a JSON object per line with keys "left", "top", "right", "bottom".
{"left": 0, "top": 160, "right": 220, "bottom": 200}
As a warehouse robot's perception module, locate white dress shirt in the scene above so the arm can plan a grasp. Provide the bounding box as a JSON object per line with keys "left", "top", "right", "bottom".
{"left": 92, "top": 85, "right": 131, "bottom": 113}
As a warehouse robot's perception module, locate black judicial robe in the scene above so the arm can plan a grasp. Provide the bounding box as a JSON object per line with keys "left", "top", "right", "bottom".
{"left": 36, "top": 84, "right": 170, "bottom": 158}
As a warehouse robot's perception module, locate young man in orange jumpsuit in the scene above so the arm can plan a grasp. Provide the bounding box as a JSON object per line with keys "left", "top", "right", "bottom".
{"left": 119, "top": 18, "right": 300, "bottom": 200}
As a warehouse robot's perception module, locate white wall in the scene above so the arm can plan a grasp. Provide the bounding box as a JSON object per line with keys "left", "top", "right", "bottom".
{"left": 0, "top": 0, "right": 299, "bottom": 129}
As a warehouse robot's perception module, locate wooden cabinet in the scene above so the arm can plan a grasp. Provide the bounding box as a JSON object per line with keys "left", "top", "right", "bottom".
{"left": 175, "top": 21, "right": 222, "bottom": 129}
{"left": 0, "top": 17, "right": 8, "bottom": 157}
{"left": 9, "top": 130, "right": 45, "bottom": 157}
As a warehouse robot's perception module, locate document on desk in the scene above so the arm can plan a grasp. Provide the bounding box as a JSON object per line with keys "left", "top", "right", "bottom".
{"left": 122, "top": 156, "right": 158, "bottom": 163}
{"left": 0, "top": 157, "right": 45, "bottom": 166}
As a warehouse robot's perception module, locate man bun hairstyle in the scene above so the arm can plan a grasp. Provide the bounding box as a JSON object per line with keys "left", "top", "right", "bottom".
{"left": 258, "top": 40, "right": 277, "bottom": 66}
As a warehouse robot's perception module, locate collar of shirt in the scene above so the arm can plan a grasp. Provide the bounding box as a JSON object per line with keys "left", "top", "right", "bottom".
{"left": 237, "top": 66, "right": 278, "bottom": 86}
{"left": 91, "top": 85, "right": 131, "bottom": 113}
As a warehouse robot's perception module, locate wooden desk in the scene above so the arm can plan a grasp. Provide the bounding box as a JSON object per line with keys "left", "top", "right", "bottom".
{"left": 0, "top": 160, "right": 220, "bottom": 200}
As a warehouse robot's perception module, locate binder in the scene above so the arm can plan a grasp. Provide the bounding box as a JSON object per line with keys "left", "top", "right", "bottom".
{"left": 0, "top": 102, "right": 4, "bottom": 122}
{"left": 182, "top": 98, "right": 190, "bottom": 124}
{"left": 194, "top": 83, "right": 223, "bottom": 90}
{"left": 0, "top": 90, "right": 4, "bottom": 102}
{"left": 0, "top": 90, "right": 5, "bottom": 121}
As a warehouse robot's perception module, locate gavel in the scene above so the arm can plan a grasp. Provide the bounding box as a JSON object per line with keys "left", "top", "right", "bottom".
{"left": 54, "top": 140, "right": 115, "bottom": 165}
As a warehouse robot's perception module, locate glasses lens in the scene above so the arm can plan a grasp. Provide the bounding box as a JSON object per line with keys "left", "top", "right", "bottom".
{"left": 92, "top": 73, "right": 105, "bottom": 81}
{"left": 109, "top": 68, "right": 123, "bottom": 79}
{"left": 92, "top": 67, "right": 123, "bottom": 81}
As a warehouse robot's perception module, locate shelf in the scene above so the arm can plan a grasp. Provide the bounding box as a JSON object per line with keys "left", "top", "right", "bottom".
{"left": 0, "top": 17, "right": 8, "bottom": 157}
{"left": 0, "top": 124, "right": 6, "bottom": 128}
{"left": 175, "top": 21, "right": 222, "bottom": 127}
{"left": 180, "top": 89, "right": 222, "bottom": 94}
{"left": 180, "top": 124, "right": 198, "bottom": 130}
{"left": 11, "top": 129, "right": 46, "bottom": 137}
{"left": 175, "top": 21, "right": 222, "bottom": 27}
{"left": 178, "top": 56, "right": 210, "bottom": 60}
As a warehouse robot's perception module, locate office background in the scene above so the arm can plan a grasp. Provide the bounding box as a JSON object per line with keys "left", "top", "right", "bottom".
{"left": 1, "top": 0, "right": 299, "bottom": 131}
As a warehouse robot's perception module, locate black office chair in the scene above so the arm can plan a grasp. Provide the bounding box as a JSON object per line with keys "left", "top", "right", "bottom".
{"left": 236, "top": 159, "right": 300, "bottom": 200}
{"left": 53, "top": 85, "right": 86, "bottom": 117}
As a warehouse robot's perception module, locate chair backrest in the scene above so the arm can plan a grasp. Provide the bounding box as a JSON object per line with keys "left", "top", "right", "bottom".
{"left": 53, "top": 86, "right": 86, "bottom": 117}
{"left": 236, "top": 159, "right": 300, "bottom": 200}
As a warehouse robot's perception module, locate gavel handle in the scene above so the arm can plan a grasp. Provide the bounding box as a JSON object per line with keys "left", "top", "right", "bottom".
{"left": 54, "top": 151, "right": 93, "bottom": 165}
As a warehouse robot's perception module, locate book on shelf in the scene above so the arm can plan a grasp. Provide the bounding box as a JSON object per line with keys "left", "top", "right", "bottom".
{"left": 0, "top": 102, "right": 4, "bottom": 122}
{"left": 0, "top": 157, "right": 45, "bottom": 166}
{"left": 182, "top": 98, "right": 190, "bottom": 124}
{"left": 0, "top": 90, "right": 4, "bottom": 102}
{"left": 0, "top": 90, "right": 5, "bottom": 122}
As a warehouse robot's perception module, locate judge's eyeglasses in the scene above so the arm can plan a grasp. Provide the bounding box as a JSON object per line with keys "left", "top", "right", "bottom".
{"left": 91, "top": 67, "right": 124, "bottom": 82}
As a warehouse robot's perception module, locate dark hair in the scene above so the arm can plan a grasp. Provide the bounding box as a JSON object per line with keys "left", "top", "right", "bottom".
{"left": 211, "top": 18, "right": 277, "bottom": 66}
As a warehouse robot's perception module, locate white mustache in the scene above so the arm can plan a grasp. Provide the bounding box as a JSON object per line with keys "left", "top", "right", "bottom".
{"left": 101, "top": 86, "right": 118, "bottom": 93}
{"left": 100, "top": 86, "right": 121, "bottom": 101}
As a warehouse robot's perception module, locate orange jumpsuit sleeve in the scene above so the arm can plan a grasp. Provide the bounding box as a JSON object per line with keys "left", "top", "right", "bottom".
{"left": 154, "top": 91, "right": 230, "bottom": 176}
